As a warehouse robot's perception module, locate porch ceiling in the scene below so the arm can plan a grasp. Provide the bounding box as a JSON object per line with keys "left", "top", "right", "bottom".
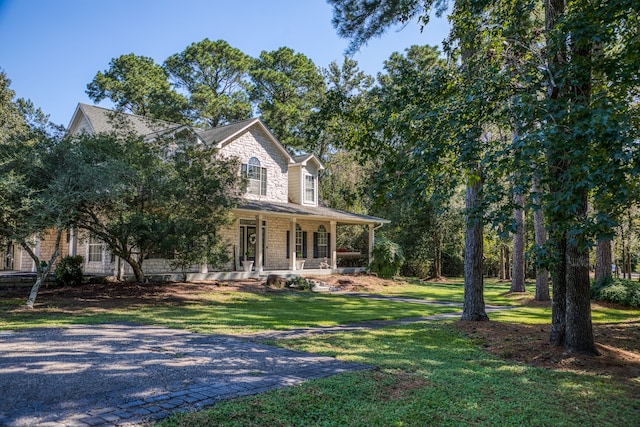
{"left": 234, "top": 200, "right": 390, "bottom": 225}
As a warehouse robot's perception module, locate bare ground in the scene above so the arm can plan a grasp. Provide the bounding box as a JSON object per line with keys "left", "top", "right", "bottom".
{"left": 2, "top": 274, "right": 639, "bottom": 386}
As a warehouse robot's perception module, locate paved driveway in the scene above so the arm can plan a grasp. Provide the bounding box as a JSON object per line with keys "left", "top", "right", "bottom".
{"left": 0, "top": 324, "right": 370, "bottom": 426}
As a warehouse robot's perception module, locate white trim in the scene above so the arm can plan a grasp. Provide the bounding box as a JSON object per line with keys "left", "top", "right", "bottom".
{"left": 217, "top": 119, "right": 295, "bottom": 164}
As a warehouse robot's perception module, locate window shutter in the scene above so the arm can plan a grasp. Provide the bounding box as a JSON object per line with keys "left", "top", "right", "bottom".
{"left": 302, "top": 232, "right": 308, "bottom": 258}
{"left": 327, "top": 233, "right": 331, "bottom": 259}
{"left": 313, "top": 233, "right": 318, "bottom": 258}
{"left": 241, "top": 164, "right": 247, "bottom": 178}
{"left": 261, "top": 167, "right": 267, "bottom": 195}
{"left": 286, "top": 230, "right": 290, "bottom": 259}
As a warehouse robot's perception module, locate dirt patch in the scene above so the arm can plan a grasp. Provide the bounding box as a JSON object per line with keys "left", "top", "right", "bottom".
{"left": 306, "top": 273, "right": 410, "bottom": 293}
{"left": 456, "top": 304, "right": 640, "bottom": 386}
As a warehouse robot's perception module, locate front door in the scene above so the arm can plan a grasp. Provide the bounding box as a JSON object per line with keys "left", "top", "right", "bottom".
{"left": 243, "top": 226, "right": 257, "bottom": 262}
{"left": 239, "top": 220, "right": 266, "bottom": 269}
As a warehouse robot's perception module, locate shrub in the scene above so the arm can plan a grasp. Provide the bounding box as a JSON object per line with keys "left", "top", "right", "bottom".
{"left": 286, "top": 276, "right": 314, "bottom": 291}
{"left": 54, "top": 255, "right": 84, "bottom": 287}
{"left": 370, "top": 237, "right": 404, "bottom": 279}
{"left": 591, "top": 277, "right": 640, "bottom": 307}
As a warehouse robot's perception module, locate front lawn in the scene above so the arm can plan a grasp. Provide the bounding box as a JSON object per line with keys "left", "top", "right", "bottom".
{"left": 2, "top": 275, "right": 638, "bottom": 426}
{"left": 161, "top": 321, "right": 639, "bottom": 427}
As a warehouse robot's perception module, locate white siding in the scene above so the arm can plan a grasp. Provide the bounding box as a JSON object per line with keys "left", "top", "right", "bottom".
{"left": 288, "top": 165, "right": 302, "bottom": 205}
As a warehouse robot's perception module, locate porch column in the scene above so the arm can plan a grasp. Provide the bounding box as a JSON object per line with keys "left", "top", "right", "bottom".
{"left": 290, "top": 218, "right": 297, "bottom": 270}
{"left": 255, "top": 214, "right": 263, "bottom": 272}
{"left": 368, "top": 223, "right": 375, "bottom": 266}
{"left": 69, "top": 227, "right": 77, "bottom": 256}
{"left": 330, "top": 221, "right": 337, "bottom": 269}
{"left": 33, "top": 236, "right": 40, "bottom": 272}
{"left": 199, "top": 262, "right": 208, "bottom": 274}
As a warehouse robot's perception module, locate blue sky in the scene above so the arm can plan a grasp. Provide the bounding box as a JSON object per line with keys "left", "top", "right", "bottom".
{"left": 0, "top": 0, "right": 449, "bottom": 127}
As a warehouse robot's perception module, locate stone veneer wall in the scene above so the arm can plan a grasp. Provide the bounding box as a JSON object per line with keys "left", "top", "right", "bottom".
{"left": 218, "top": 127, "right": 290, "bottom": 203}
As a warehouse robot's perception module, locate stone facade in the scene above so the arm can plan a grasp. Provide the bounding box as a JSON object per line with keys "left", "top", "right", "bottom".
{"left": 219, "top": 128, "right": 290, "bottom": 204}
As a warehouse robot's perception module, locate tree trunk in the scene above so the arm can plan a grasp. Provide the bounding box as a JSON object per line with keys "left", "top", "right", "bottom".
{"left": 24, "top": 228, "right": 63, "bottom": 308}
{"left": 532, "top": 177, "right": 550, "bottom": 301}
{"left": 511, "top": 191, "right": 526, "bottom": 292}
{"left": 432, "top": 232, "right": 442, "bottom": 278}
{"left": 500, "top": 246, "right": 506, "bottom": 280}
{"left": 504, "top": 246, "right": 511, "bottom": 280}
{"left": 462, "top": 165, "right": 488, "bottom": 321}
{"left": 565, "top": 194, "right": 599, "bottom": 355}
{"left": 26, "top": 269, "right": 47, "bottom": 309}
{"left": 549, "top": 235, "right": 567, "bottom": 346}
{"left": 123, "top": 254, "right": 145, "bottom": 282}
{"left": 595, "top": 238, "right": 612, "bottom": 283}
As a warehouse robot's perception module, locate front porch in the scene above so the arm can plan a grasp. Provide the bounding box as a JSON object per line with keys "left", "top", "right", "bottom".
{"left": 152, "top": 267, "right": 369, "bottom": 282}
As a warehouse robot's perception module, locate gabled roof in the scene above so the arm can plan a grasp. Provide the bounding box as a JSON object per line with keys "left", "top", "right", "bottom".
{"left": 292, "top": 154, "right": 325, "bottom": 170}
{"left": 197, "top": 118, "right": 294, "bottom": 163}
{"left": 68, "top": 103, "right": 183, "bottom": 137}
{"left": 235, "top": 200, "right": 390, "bottom": 225}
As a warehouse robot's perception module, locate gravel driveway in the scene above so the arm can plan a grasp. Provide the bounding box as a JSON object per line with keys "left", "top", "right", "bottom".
{"left": 0, "top": 324, "right": 370, "bottom": 426}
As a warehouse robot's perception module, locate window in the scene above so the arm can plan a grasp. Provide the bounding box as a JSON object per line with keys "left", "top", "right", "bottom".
{"left": 304, "top": 174, "right": 316, "bottom": 203}
{"left": 241, "top": 157, "right": 267, "bottom": 195}
{"left": 315, "top": 225, "right": 328, "bottom": 258}
{"left": 88, "top": 235, "right": 102, "bottom": 262}
{"left": 295, "top": 224, "right": 303, "bottom": 256}
{"left": 286, "top": 225, "right": 307, "bottom": 259}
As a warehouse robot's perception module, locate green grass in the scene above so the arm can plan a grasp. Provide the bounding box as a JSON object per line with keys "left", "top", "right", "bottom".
{"left": 0, "top": 292, "right": 457, "bottom": 333}
{"left": 160, "top": 322, "right": 639, "bottom": 427}
{"left": 4, "top": 278, "right": 640, "bottom": 426}
{"left": 371, "top": 277, "right": 536, "bottom": 306}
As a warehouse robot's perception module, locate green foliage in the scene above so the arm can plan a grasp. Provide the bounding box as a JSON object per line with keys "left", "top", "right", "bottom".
{"left": 441, "top": 250, "right": 464, "bottom": 277}
{"left": 164, "top": 39, "right": 252, "bottom": 127}
{"left": 69, "top": 127, "right": 243, "bottom": 282}
{"left": 370, "top": 237, "right": 404, "bottom": 278}
{"left": 86, "top": 54, "right": 187, "bottom": 123}
{"left": 54, "top": 255, "right": 84, "bottom": 287}
{"left": 249, "top": 47, "right": 325, "bottom": 149}
{"left": 286, "top": 276, "right": 315, "bottom": 291}
{"left": 591, "top": 277, "right": 640, "bottom": 308}
{"left": 0, "top": 75, "right": 89, "bottom": 305}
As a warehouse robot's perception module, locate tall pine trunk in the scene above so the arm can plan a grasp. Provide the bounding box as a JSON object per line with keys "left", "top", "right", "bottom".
{"left": 565, "top": 217, "right": 598, "bottom": 355}
{"left": 432, "top": 230, "right": 442, "bottom": 278}
{"left": 549, "top": 235, "right": 567, "bottom": 346}
{"left": 462, "top": 165, "right": 488, "bottom": 321}
{"left": 532, "top": 177, "right": 550, "bottom": 301}
{"left": 511, "top": 190, "right": 526, "bottom": 292}
{"left": 595, "top": 238, "right": 612, "bottom": 283}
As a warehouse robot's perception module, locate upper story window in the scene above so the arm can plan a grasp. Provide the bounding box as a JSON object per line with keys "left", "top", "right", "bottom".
{"left": 242, "top": 157, "right": 267, "bottom": 196}
{"left": 304, "top": 174, "right": 316, "bottom": 203}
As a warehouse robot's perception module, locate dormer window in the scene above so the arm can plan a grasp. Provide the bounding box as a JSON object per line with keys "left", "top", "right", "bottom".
{"left": 304, "top": 174, "right": 316, "bottom": 204}
{"left": 242, "top": 157, "right": 267, "bottom": 196}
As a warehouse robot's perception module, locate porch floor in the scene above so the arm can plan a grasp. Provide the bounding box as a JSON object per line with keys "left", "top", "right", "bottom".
{"left": 166, "top": 268, "right": 368, "bottom": 282}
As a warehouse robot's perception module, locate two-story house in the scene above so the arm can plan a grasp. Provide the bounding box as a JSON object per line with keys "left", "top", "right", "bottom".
{"left": 6, "top": 103, "right": 388, "bottom": 279}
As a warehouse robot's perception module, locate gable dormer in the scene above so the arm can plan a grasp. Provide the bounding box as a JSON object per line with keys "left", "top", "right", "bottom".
{"left": 209, "top": 119, "right": 294, "bottom": 203}
{"left": 288, "top": 154, "right": 325, "bottom": 207}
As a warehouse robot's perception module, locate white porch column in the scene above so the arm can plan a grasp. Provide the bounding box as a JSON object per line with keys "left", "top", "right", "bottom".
{"left": 199, "top": 262, "right": 208, "bottom": 274}
{"left": 368, "top": 223, "right": 375, "bottom": 266}
{"left": 256, "top": 214, "right": 263, "bottom": 272}
{"left": 69, "top": 228, "right": 77, "bottom": 256}
{"left": 290, "top": 218, "right": 297, "bottom": 270}
{"left": 330, "top": 221, "right": 337, "bottom": 269}
{"left": 32, "top": 236, "right": 40, "bottom": 272}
